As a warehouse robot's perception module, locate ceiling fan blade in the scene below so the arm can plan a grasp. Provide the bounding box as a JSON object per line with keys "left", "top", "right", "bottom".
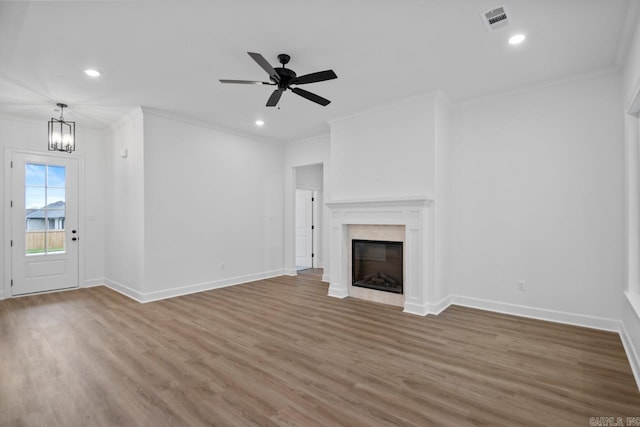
{"left": 291, "top": 87, "right": 331, "bottom": 106}
{"left": 266, "top": 89, "right": 284, "bottom": 107}
{"left": 219, "top": 79, "right": 274, "bottom": 85}
{"left": 247, "top": 52, "right": 280, "bottom": 83}
{"left": 292, "top": 70, "right": 337, "bottom": 85}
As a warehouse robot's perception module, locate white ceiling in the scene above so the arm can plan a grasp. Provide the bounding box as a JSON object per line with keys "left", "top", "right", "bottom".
{"left": 0, "top": 0, "right": 637, "bottom": 142}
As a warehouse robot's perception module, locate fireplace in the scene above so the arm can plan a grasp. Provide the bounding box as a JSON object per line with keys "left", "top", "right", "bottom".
{"left": 352, "top": 239, "right": 403, "bottom": 294}
{"left": 326, "top": 197, "right": 433, "bottom": 316}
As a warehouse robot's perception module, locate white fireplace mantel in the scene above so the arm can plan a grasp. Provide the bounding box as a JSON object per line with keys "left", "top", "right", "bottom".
{"left": 325, "top": 196, "right": 432, "bottom": 210}
{"left": 326, "top": 196, "right": 434, "bottom": 316}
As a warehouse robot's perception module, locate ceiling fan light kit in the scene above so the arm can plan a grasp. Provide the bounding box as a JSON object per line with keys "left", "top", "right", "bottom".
{"left": 220, "top": 52, "right": 337, "bottom": 107}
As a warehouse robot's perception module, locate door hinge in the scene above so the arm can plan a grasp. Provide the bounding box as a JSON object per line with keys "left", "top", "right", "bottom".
{"left": 312, "top": 253, "right": 315, "bottom": 258}
{"left": 11, "top": 279, "right": 13, "bottom": 287}
{"left": 10, "top": 240, "right": 13, "bottom": 247}
{"left": 10, "top": 161, "right": 13, "bottom": 168}
{"left": 312, "top": 197, "right": 315, "bottom": 202}
{"left": 10, "top": 201, "right": 13, "bottom": 208}
{"left": 311, "top": 225, "right": 315, "bottom": 230}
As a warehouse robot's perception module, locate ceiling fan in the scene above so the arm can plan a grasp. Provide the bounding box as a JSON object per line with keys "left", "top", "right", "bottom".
{"left": 220, "top": 52, "right": 337, "bottom": 107}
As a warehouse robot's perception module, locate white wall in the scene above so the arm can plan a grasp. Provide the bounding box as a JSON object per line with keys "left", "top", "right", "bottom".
{"left": 622, "top": 14, "right": 640, "bottom": 387}
{"left": 329, "top": 94, "right": 436, "bottom": 200}
{"left": 104, "top": 108, "right": 146, "bottom": 295}
{"left": 80, "top": 126, "right": 107, "bottom": 287}
{"left": 433, "top": 94, "right": 452, "bottom": 304}
{"left": 449, "top": 72, "right": 625, "bottom": 322}
{"left": 296, "top": 163, "right": 323, "bottom": 190}
{"left": 142, "top": 111, "right": 284, "bottom": 297}
{"left": 284, "top": 135, "right": 330, "bottom": 278}
{"left": 0, "top": 115, "right": 106, "bottom": 298}
{"left": 623, "top": 14, "right": 640, "bottom": 109}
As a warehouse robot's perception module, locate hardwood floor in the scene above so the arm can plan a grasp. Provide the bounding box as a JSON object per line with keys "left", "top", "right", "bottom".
{"left": 1, "top": 269, "right": 639, "bottom": 426}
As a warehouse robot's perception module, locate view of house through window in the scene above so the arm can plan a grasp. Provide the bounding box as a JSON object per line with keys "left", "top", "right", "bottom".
{"left": 25, "top": 163, "right": 66, "bottom": 255}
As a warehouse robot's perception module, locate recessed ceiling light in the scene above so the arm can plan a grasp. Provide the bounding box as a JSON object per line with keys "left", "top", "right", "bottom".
{"left": 84, "top": 69, "right": 101, "bottom": 77}
{"left": 255, "top": 120, "right": 264, "bottom": 127}
{"left": 508, "top": 34, "right": 526, "bottom": 45}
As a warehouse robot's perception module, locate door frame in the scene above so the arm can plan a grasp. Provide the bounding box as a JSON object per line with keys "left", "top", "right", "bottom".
{"left": 3, "top": 148, "right": 86, "bottom": 298}
{"left": 295, "top": 188, "right": 315, "bottom": 270}
{"left": 311, "top": 190, "right": 318, "bottom": 268}
{"left": 289, "top": 162, "right": 325, "bottom": 276}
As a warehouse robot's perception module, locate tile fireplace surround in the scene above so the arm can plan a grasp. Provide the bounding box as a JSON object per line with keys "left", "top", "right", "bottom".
{"left": 326, "top": 197, "right": 434, "bottom": 316}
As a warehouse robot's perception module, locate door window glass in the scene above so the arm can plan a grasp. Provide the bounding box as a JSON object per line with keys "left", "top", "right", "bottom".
{"left": 25, "top": 163, "right": 66, "bottom": 255}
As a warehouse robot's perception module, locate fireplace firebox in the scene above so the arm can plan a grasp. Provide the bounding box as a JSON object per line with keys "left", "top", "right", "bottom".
{"left": 352, "top": 239, "right": 403, "bottom": 294}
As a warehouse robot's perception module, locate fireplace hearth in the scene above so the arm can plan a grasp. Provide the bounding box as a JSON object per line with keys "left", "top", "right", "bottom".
{"left": 352, "top": 239, "right": 403, "bottom": 294}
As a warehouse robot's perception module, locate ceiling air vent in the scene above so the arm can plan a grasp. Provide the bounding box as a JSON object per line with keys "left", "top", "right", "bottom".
{"left": 481, "top": 6, "right": 510, "bottom": 31}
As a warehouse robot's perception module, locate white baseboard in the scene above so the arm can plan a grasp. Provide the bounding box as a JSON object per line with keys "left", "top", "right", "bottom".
{"left": 449, "top": 295, "right": 620, "bottom": 332}
{"left": 428, "top": 295, "right": 452, "bottom": 315}
{"left": 84, "top": 278, "right": 104, "bottom": 288}
{"left": 327, "top": 286, "right": 348, "bottom": 298}
{"left": 284, "top": 268, "right": 297, "bottom": 276}
{"left": 626, "top": 290, "right": 640, "bottom": 320}
{"left": 403, "top": 302, "right": 429, "bottom": 316}
{"left": 103, "top": 278, "right": 146, "bottom": 302}
{"left": 404, "top": 296, "right": 452, "bottom": 316}
{"left": 104, "top": 269, "right": 285, "bottom": 303}
{"left": 321, "top": 274, "right": 330, "bottom": 283}
{"left": 620, "top": 321, "right": 640, "bottom": 392}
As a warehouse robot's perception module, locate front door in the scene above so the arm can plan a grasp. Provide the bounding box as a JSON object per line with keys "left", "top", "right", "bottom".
{"left": 11, "top": 152, "right": 79, "bottom": 295}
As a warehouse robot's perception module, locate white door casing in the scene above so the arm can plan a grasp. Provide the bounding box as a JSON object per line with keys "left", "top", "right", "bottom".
{"left": 295, "top": 189, "right": 313, "bottom": 269}
{"left": 11, "top": 152, "right": 79, "bottom": 295}
{"left": 312, "top": 190, "right": 319, "bottom": 268}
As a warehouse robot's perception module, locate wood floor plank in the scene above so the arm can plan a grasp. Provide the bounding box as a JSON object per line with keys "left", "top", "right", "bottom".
{"left": 1, "top": 269, "right": 639, "bottom": 426}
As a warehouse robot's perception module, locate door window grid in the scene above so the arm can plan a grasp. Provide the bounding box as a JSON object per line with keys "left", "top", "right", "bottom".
{"left": 24, "top": 163, "right": 66, "bottom": 255}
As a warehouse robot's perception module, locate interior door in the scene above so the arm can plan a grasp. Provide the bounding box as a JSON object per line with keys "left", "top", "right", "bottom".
{"left": 11, "top": 152, "right": 79, "bottom": 295}
{"left": 295, "top": 189, "right": 313, "bottom": 269}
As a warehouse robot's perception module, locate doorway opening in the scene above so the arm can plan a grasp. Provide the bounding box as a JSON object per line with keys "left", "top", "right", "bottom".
{"left": 294, "top": 163, "right": 323, "bottom": 272}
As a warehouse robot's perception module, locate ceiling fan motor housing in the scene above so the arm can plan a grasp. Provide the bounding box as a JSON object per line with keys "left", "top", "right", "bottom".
{"left": 274, "top": 67, "right": 296, "bottom": 89}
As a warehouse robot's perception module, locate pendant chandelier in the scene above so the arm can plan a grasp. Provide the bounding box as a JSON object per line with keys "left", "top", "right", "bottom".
{"left": 48, "top": 103, "right": 75, "bottom": 153}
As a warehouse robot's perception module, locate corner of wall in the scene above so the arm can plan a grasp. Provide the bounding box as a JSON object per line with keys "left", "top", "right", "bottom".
{"left": 428, "top": 294, "right": 452, "bottom": 315}
{"left": 104, "top": 106, "right": 146, "bottom": 295}
{"left": 433, "top": 89, "right": 453, "bottom": 304}
{"left": 620, "top": 318, "right": 640, "bottom": 392}
{"left": 104, "top": 278, "right": 146, "bottom": 302}
{"left": 615, "top": 0, "right": 640, "bottom": 68}
{"left": 623, "top": 17, "right": 640, "bottom": 391}
{"left": 84, "top": 278, "right": 105, "bottom": 288}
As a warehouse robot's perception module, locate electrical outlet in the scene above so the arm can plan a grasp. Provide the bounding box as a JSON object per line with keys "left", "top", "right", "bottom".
{"left": 518, "top": 280, "right": 525, "bottom": 291}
